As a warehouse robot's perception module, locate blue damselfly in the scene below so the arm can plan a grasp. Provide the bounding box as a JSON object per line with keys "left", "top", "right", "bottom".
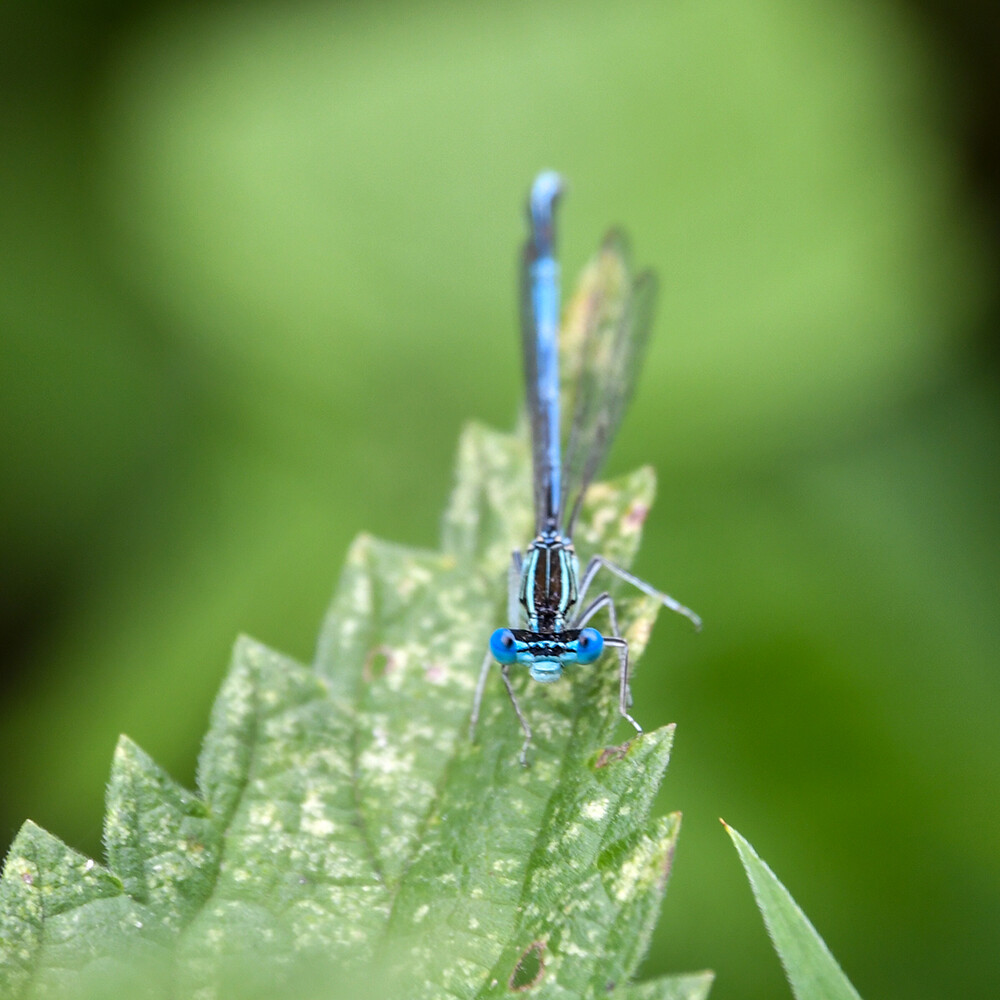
{"left": 470, "top": 172, "right": 700, "bottom": 764}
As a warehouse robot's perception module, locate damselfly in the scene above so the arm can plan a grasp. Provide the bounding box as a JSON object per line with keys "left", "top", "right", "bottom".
{"left": 470, "top": 172, "right": 701, "bottom": 764}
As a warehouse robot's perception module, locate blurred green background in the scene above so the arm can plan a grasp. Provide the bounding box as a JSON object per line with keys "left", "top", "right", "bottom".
{"left": 2, "top": 0, "right": 998, "bottom": 997}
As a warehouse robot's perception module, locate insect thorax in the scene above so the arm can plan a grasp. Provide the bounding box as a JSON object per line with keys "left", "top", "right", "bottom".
{"left": 519, "top": 531, "right": 579, "bottom": 632}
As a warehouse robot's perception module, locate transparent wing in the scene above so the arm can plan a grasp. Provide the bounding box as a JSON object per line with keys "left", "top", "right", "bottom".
{"left": 560, "top": 231, "right": 657, "bottom": 536}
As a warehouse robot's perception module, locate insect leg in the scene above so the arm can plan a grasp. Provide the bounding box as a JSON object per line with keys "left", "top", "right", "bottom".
{"left": 576, "top": 592, "right": 641, "bottom": 728}
{"left": 469, "top": 648, "right": 494, "bottom": 742}
{"left": 508, "top": 550, "right": 523, "bottom": 625}
{"left": 500, "top": 663, "right": 533, "bottom": 766}
{"left": 575, "top": 590, "right": 614, "bottom": 631}
{"left": 578, "top": 555, "right": 701, "bottom": 630}
{"left": 603, "top": 635, "right": 642, "bottom": 735}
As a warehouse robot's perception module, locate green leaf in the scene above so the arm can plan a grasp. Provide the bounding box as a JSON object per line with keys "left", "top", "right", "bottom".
{"left": 0, "top": 820, "right": 168, "bottom": 998}
{"left": 724, "top": 823, "right": 861, "bottom": 1000}
{"left": 1, "top": 418, "right": 701, "bottom": 999}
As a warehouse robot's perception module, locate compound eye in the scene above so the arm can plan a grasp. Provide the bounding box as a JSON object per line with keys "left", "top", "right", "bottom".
{"left": 576, "top": 627, "right": 604, "bottom": 664}
{"left": 490, "top": 628, "right": 518, "bottom": 664}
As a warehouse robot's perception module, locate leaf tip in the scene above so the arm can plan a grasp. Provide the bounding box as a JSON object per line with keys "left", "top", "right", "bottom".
{"left": 721, "top": 821, "right": 753, "bottom": 855}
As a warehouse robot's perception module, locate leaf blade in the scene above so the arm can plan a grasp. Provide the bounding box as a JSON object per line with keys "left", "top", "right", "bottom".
{"left": 724, "top": 822, "right": 862, "bottom": 1000}
{"left": 1, "top": 424, "right": 691, "bottom": 997}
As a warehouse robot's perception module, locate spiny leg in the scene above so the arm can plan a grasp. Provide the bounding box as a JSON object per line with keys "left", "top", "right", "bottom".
{"left": 577, "top": 555, "right": 702, "bottom": 631}
{"left": 575, "top": 592, "right": 641, "bottom": 733}
{"left": 575, "top": 590, "right": 615, "bottom": 632}
{"left": 500, "top": 663, "right": 533, "bottom": 766}
{"left": 604, "top": 635, "right": 642, "bottom": 735}
{"left": 507, "top": 550, "right": 523, "bottom": 626}
{"left": 470, "top": 547, "right": 525, "bottom": 745}
{"left": 469, "top": 648, "right": 493, "bottom": 742}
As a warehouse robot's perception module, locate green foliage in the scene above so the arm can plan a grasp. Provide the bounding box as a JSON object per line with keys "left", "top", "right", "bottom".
{"left": 1, "top": 425, "right": 712, "bottom": 999}
{"left": 725, "top": 824, "right": 860, "bottom": 1000}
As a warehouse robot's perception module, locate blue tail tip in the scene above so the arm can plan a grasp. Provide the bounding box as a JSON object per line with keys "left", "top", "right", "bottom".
{"left": 529, "top": 171, "right": 564, "bottom": 230}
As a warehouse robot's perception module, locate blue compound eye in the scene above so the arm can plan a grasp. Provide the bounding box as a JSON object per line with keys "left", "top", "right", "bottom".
{"left": 576, "top": 627, "right": 604, "bottom": 664}
{"left": 490, "top": 628, "right": 518, "bottom": 664}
